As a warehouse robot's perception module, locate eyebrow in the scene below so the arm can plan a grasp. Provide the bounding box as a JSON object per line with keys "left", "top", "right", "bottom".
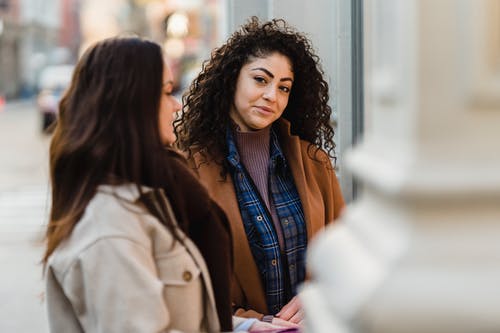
{"left": 250, "top": 67, "right": 294, "bottom": 83}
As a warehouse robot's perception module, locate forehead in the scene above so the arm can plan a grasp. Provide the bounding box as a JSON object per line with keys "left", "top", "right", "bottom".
{"left": 243, "top": 52, "right": 294, "bottom": 75}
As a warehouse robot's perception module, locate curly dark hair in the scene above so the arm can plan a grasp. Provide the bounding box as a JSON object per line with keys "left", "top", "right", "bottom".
{"left": 175, "top": 16, "right": 335, "bottom": 165}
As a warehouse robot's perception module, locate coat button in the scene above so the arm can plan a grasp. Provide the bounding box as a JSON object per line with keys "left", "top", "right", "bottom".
{"left": 283, "top": 219, "right": 289, "bottom": 226}
{"left": 256, "top": 215, "right": 263, "bottom": 221}
{"left": 271, "top": 259, "right": 277, "bottom": 266}
{"left": 182, "top": 270, "right": 193, "bottom": 282}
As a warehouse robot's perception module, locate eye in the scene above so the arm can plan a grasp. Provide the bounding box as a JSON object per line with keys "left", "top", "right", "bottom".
{"left": 163, "top": 83, "right": 174, "bottom": 96}
{"left": 253, "top": 76, "right": 267, "bottom": 84}
{"left": 279, "top": 86, "right": 291, "bottom": 93}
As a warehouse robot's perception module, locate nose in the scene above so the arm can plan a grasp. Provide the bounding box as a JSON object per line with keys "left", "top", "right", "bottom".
{"left": 263, "top": 87, "right": 277, "bottom": 102}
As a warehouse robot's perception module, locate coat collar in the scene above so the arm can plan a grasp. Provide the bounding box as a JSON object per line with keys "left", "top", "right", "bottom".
{"left": 97, "top": 183, "right": 150, "bottom": 202}
{"left": 273, "top": 119, "right": 315, "bottom": 239}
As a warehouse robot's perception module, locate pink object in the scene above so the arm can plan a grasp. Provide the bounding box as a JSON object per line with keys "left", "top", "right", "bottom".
{"left": 0, "top": 96, "right": 5, "bottom": 112}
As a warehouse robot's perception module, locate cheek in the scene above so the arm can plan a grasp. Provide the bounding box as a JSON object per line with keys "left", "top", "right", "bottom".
{"left": 163, "top": 108, "right": 174, "bottom": 126}
{"left": 160, "top": 98, "right": 173, "bottom": 117}
{"left": 159, "top": 103, "right": 171, "bottom": 130}
{"left": 236, "top": 81, "right": 255, "bottom": 102}
{"left": 278, "top": 96, "right": 290, "bottom": 112}
{"left": 233, "top": 89, "right": 244, "bottom": 104}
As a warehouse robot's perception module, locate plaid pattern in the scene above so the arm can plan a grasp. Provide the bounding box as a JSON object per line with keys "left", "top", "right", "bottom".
{"left": 227, "top": 127, "right": 307, "bottom": 314}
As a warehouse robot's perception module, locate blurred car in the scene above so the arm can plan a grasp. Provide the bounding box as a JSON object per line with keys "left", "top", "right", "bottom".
{"left": 36, "top": 64, "right": 74, "bottom": 133}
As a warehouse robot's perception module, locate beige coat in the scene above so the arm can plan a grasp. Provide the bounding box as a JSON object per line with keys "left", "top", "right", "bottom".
{"left": 188, "top": 119, "right": 346, "bottom": 318}
{"left": 45, "top": 184, "right": 222, "bottom": 333}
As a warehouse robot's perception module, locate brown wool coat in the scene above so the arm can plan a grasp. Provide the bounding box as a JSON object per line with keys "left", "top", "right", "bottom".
{"left": 187, "top": 119, "right": 346, "bottom": 319}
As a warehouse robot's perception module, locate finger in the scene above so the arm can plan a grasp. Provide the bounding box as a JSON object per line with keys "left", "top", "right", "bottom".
{"left": 276, "top": 296, "right": 295, "bottom": 316}
{"left": 275, "top": 298, "right": 294, "bottom": 317}
{"left": 276, "top": 297, "right": 300, "bottom": 320}
{"left": 271, "top": 317, "right": 300, "bottom": 328}
{"left": 276, "top": 306, "right": 296, "bottom": 320}
{"left": 289, "top": 309, "right": 304, "bottom": 324}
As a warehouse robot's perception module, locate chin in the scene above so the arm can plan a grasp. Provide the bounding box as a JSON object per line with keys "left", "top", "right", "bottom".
{"left": 253, "top": 123, "right": 272, "bottom": 130}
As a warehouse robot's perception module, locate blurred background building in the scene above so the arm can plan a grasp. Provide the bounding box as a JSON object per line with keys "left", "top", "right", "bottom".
{"left": 0, "top": 0, "right": 360, "bottom": 177}
{"left": 0, "top": 0, "right": 227, "bottom": 99}
{"left": 0, "top": 0, "right": 79, "bottom": 99}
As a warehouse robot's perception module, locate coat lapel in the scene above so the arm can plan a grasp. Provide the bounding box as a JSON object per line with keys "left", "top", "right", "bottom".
{"left": 275, "top": 120, "right": 321, "bottom": 241}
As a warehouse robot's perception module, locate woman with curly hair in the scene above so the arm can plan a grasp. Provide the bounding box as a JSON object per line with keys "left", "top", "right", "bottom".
{"left": 175, "top": 17, "right": 345, "bottom": 326}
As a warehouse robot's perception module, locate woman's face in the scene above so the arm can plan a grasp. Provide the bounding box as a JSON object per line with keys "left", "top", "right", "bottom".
{"left": 158, "top": 61, "right": 181, "bottom": 145}
{"left": 230, "top": 52, "right": 294, "bottom": 132}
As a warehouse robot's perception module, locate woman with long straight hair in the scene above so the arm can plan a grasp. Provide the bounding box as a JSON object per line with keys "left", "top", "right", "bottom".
{"left": 42, "top": 36, "right": 239, "bottom": 332}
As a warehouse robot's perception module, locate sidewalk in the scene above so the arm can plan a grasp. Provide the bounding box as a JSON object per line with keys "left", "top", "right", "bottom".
{"left": 0, "top": 100, "right": 50, "bottom": 332}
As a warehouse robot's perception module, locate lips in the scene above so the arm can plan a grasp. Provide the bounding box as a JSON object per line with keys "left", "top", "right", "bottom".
{"left": 255, "top": 106, "right": 273, "bottom": 113}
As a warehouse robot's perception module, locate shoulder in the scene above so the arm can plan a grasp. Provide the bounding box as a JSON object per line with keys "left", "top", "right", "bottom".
{"left": 184, "top": 147, "right": 224, "bottom": 179}
{"left": 279, "top": 126, "right": 333, "bottom": 169}
{"left": 79, "top": 185, "right": 153, "bottom": 241}
{"left": 275, "top": 118, "right": 332, "bottom": 165}
{"left": 48, "top": 185, "right": 172, "bottom": 278}
{"left": 299, "top": 140, "right": 333, "bottom": 165}
{"left": 165, "top": 146, "right": 190, "bottom": 164}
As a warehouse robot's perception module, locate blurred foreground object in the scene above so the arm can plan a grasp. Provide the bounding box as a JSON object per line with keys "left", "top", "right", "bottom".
{"left": 0, "top": 94, "right": 5, "bottom": 112}
{"left": 36, "top": 65, "right": 74, "bottom": 133}
{"left": 301, "top": 1, "right": 500, "bottom": 332}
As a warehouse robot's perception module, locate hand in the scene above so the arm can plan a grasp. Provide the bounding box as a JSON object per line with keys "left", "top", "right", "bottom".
{"left": 275, "top": 296, "right": 303, "bottom": 324}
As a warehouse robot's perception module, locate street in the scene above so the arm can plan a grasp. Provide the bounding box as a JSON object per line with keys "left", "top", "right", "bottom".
{"left": 0, "top": 100, "right": 50, "bottom": 332}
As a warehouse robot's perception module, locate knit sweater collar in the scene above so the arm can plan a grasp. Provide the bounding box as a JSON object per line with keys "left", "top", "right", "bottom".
{"left": 233, "top": 125, "right": 271, "bottom": 158}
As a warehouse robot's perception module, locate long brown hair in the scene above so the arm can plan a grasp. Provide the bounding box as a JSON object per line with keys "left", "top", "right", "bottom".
{"left": 43, "top": 37, "right": 175, "bottom": 263}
